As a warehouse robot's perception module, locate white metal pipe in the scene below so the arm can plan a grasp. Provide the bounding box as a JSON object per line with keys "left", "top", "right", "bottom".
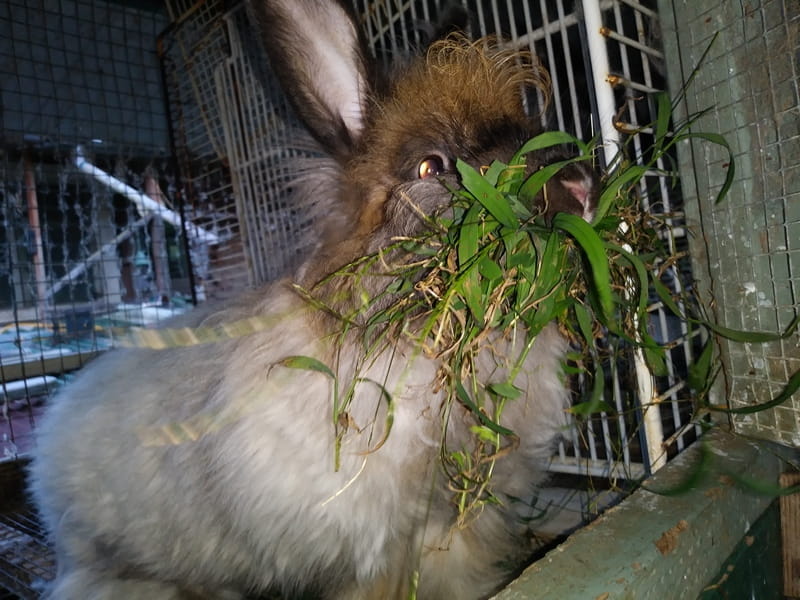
{"left": 581, "top": 0, "right": 620, "bottom": 167}
{"left": 44, "top": 216, "right": 144, "bottom": 300}
{"left": 74, "top": 147, "right": 219, "bottom": 246}
{"left": 618, "top": 0, "right": 659, "bottom": 19}
{"left": 581, "top": 0, "right": 664, "bottom": 472}
{"left": 602, "top": 27, "right": 664, "bottom": 59}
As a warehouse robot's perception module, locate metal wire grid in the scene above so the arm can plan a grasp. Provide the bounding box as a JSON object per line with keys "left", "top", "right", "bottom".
{"left": 0, "top": 512, "right": 53, "bottom": 598}
{"left": 0, "top": 0, "right": 698, "bottom": 479}
{"left": 158, "top": 0, "right": 697, "bottom": 479}
{"left": 0, "top": 0, "right": 697, "bottom": 480}
{"left": 160, "top": 0, "right": 265, "bottom": 297}
{"left": 662, "top": 0, "right": 800, "bottom": 446}
{"left": 591, "top": 0, "right": 705, "bottom": 470}
{"left": 0, "top": 1, "right": 200, "bottom": 457}
{"left": 603, "top": 3, "right": 705, "bottom": 471}
{"left": 0, "top": 0, "right": 169, "bottom": 154}
{"left": 355, "top": 0, "right": 595, "bottom": 137}
{"left": 214, "top": 9, "right": 320, "bottom": 283}
{"left": 0, "top": 151, "right": 195, "bottom": 456}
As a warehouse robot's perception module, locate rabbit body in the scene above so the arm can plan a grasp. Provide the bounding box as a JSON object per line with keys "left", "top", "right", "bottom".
{"left": 31, "top": 1, "right": 596, "bottom": 598}
{"left": 32, "top": 289, "right": 569, "bottom": 600}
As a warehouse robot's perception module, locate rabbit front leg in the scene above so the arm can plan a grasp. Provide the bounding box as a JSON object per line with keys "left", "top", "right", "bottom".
{"left": 41, "top": 565, "right": 245, "bottom": 600}
{"left": 41, "top": 569, "right": 182, "bottom": 600}
{"left": 333, "top": 569, "right": 415, "bottom": 600}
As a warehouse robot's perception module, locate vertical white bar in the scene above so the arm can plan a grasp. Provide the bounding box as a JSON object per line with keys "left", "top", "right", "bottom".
{"left": 580, "top": 0, "right": 618, "bottom": 166}
{"left": 581, "top": 0, "right": 665, "bottom": 472}
{"left": 556, "top": 0, "right": 585, "bottom": 139}
{"left": 520, "top": 0, "right": 548, "bottom": 121}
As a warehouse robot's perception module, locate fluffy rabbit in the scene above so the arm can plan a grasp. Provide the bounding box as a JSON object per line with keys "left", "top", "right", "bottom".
{"left": 30, "top": 1, "right": 597, "bottom": 599}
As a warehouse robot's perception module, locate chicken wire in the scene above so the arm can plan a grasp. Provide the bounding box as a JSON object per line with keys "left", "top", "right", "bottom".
{"left": 159, "top": 1, "right": 249, "bottom": 299}
{"left": 0, "top": 511, "right": 53, "bottom": 597}
{"left": 161, "top": 0, "right": 318, "bottom": 292}
{"left": 0, "top": 2, "right": 213, "bottom": 595}
{"left": 0, "top": 0, "right": 169, "bottom": 153}
{"left": 0, "top": 0, "right": 698, "bottom": 480}
{"left": 352, "top": 0, "right": 701, "bottom": 480}
{"left": 660, "top": 0, "right": 800, "bottom": 446}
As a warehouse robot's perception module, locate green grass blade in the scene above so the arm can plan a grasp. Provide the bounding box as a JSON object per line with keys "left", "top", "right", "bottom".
{"left": 572, "top": 301, "right": 596, "bottom": 347}
{"left": 654, "top": 91, "right": 671, "bottom": 155}
{"left": 569, "top": 364, "right": 616, "bottom": 416}
{"left": 651, "top": 277, "right": 686, "bottom": 318}
{"left": 518, "top": 159, "right": 573, "bottom": 204}
{"left": 354, "top": 378, "right": 396, "bottom": 453}
{"left": 683, "top": 131, "right": 735, "bottom": 204}
{"left": 552, "top": 213, "right": 613, "bottom": 320}
{"left": 278, "top": 355, "right": 335, "bottom": 379}
{"left": 688, "top": 338, "right": 714, "bottom": 393}
{"left": 705, "top": 313, "right": 799, "bottom": 344}
{"left": 457, "top": 202, "right": 482, "bottom": 267}
{"left": 487, "top": 382, "right": 523, "bottom": 399}
{"left": 511, "top": 130, "right": 584, "bottom": 164}
{"left": 456, "top": 160, "right": 517, "bottom": 228}
{"left": 462, "top": 267, "right": 486, "bottom": 325}
{"left": 709, "top": 368, "right": 800, "bottom": 415}
{"left": 455, "top": 383, "right": 515, "bottom": 437}
{"left": 607, "top": 243, "right": 650, "bottom": 317}
{"left": 594, "top": 165, "right": 647, "bottom": 222}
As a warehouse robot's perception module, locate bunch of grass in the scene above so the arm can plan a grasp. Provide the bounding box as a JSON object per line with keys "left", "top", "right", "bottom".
{"left": 291, "top": 91, "right": 798, "bottom": 520}
{"left": 128, "top": 91, "right": 798, "bottom": 511}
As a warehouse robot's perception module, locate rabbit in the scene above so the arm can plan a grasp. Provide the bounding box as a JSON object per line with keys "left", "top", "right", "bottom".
{"left": 29, "top": 1, "right": 598, "bottom": 599}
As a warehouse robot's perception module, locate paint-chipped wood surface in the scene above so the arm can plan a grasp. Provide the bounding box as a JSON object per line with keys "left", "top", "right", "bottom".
{"left": 781, "top": 472, "right": 800, "bottom": 598}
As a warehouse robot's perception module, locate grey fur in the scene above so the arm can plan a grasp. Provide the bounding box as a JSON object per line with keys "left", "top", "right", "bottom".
{"left": 30, "top": 1, "right": 597, "bottom": 598}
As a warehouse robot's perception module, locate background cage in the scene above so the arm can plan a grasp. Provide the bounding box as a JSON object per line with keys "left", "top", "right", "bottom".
{"left": 0, "top": 0, "right": 797, "bottom": 598}
{"left": 0, "top": 0, "right": 189, "bottom": 460}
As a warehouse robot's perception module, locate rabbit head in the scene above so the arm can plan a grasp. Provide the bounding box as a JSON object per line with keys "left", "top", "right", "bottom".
{"left": 249, "top": 0, "right": 597, "bottom": 293}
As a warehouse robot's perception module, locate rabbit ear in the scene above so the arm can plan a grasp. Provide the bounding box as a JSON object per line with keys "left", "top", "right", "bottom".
{"left": 249, "top": 0, "right": 371, "bottom": 158}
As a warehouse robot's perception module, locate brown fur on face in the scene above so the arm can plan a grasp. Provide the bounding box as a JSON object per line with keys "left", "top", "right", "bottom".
{"left": 303, "top": 37, "right": 553, "bottom": 287}
{"left": 378, "top": 38, "right": 548, "bottom": 139}
{"left": 359, "top": 37, "right": 551, "bottom": 182}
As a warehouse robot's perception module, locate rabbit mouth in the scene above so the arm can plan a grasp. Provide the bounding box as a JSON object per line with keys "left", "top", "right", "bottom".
{"left": 374, "top": 177, "right": 460, "bottom": 247}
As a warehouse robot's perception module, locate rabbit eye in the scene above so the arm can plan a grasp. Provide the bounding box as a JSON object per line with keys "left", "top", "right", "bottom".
{"left": 417, "top": 155, "right": 446, "bottom": 179}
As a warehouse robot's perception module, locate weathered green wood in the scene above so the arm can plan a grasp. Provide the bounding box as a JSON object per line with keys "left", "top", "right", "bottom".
{"left": 697, "top": 501, "right": 782, "bottom": 600}
{"left": 494, "top": 429, "right": 785, "bottom": 599}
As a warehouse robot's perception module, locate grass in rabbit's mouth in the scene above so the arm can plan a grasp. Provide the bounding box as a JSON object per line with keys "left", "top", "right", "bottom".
{"left": 130, "top": 92, "right": 799, "bottom": 519}
{"left": 287, "top": 93, "right": 799, "bottom": 521}
{"left": 294, "top": 129, "right": 659, "bottom": 520}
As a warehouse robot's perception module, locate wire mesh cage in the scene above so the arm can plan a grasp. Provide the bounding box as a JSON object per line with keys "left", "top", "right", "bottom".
{"left": 160, "top": 0, "right": 321, "bottom": 296}
{"left": 202, "top": 0, "right": 699, "bottom": 482}
{"left": 361, "top": 0, "right": 702, "bottom": 482}
{"left": 159, "top": 0, "right": 249, "bottom": 299}
{"left": 0, "top": 1, "right": 204, "bottom": 594}
{"left": 2, "top": 0, "right": 795, "bottom": 597}
{"left": 660, "top": 0, "right": 800, "bottom": 446}
{"left": 0, "top": 0, "right": 693, "bottom": 482}
{"left": 570, "top": 0, "right": 705, "bottom": 477}
{"left": 0, "top": 0, "right": 203, "bottom": 464}
{"left": 158, "top": 0, "right": 698, "bottom": 486}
